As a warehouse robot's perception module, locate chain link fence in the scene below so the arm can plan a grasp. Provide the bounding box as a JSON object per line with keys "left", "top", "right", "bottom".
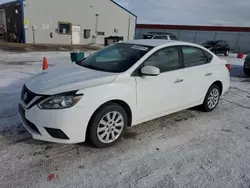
{"left": 136, "top": 28, "right": 250, "bottom": 53}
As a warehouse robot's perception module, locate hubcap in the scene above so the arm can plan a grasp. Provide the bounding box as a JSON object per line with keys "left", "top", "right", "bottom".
{"left": 97, "top": 111, "right": 124, "bottom": 144}
{"left": 207, "top": 88, "right": 219, "bottom": 109}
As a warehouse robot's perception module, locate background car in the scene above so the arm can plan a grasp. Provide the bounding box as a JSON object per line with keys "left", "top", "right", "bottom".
{"left": 143, "top": 32, "right": 178, "bottom": 40}
{"left": 19, "top": 40, "right": 230, "bottom": 148}
{"left": 244, "top": 54, "right": 250, "bottom": 76}
{"left": 202, "top": 40, "right": 230, "bottom": 56}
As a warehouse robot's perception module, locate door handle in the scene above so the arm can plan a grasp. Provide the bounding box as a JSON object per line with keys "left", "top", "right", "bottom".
{"left": 174, "top": 78, "right": 183, "bottom": 83}
{"left": 205, "top": 73, "right": 212, "bottom": 76}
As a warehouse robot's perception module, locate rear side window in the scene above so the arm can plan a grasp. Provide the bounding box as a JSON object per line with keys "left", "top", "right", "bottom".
{"left": 182, "top": 46, "right": 207, "bottom": 67}
{"left": 153, "top": 35, "right": 166, "bottom": 39}
{"left": 203, "top": 50, "right": 213, "bottom": 63}
{"left": 170, "top": 35, "right": 177, "bottom": 40}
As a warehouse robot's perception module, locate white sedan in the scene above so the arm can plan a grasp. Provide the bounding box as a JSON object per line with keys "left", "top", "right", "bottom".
{"left": 19, "top": 40, "right": 230, "bottom": 148}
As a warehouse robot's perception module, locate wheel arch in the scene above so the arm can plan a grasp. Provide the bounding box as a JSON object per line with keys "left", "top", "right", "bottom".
{"left": 85, "top": 99, "right": 133, "bottom": 139}
{"left": 210, "top": 80, "right": 223, "bottom": 95}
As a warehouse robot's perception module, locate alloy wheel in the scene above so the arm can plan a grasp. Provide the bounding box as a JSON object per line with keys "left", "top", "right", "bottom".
{"left": 207, "top": 88, "right": 219, "bottom": 109}
{"left": 97, "top": 111, "right": 124, "bottom": 144}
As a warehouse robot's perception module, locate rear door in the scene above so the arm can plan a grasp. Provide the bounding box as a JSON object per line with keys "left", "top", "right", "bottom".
{"left": 178, "top": 46, "right": 215, "bottom": 108}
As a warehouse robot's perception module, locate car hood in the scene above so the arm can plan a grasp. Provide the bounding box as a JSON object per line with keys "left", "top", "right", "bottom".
{"left": 25, "top": 63, "right": 118, "bottom": 95}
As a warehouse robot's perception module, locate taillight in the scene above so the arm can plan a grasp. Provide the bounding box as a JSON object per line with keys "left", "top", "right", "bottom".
{"left": 225, "top": 64, "right": 230, "bottom": 72}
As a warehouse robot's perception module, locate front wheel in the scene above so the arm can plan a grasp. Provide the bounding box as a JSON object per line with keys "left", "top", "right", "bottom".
{"left": 88, "top": 103, "right": 128, "bottom": 148}
{"left": 202, "top": 84, "right": 221, "bottom": 112}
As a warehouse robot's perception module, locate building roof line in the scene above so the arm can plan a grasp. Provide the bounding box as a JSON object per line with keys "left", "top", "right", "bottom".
{"left": 137, "top": 24, "right": 250, "bottom": 32}
{"left": 110, "top": 0, "right": 137, "bottom": 18}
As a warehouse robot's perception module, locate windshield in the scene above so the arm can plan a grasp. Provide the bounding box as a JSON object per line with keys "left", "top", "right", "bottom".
{"left": 79, "top": 43, "right": 152, "bottom": 73}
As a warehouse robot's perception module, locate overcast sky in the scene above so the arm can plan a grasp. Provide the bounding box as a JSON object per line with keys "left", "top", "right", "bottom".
{"left": 116, "top": 0, "right": 250, "bottom": 26}
{"left": 1, "top": 0, "right": 250, "bottom": 26}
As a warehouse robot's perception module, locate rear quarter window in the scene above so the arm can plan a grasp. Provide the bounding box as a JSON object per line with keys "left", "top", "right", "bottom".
{"left": 203, "top": 50, "right": 213, "bottom": 63}
{"left": 170, "top": 35, "right": 177, "bottom": 40}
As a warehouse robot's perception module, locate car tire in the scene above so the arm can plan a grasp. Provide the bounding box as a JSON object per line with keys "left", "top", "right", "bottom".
{"left": 244, "top": 67, "right": 250, "bottom": 76}
{"left": 202, "top": 84, "right": 221, "bottom": 112}
{"left": 88, "top": 103, "right": 128, "bottom": 148}
{"left": 224, "top": 50, "right": 229, "bottom": 56}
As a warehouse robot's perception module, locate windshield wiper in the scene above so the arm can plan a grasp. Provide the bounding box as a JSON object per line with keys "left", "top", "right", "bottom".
{"left": 82, "top": 64, "right": 108, "bottom": 72}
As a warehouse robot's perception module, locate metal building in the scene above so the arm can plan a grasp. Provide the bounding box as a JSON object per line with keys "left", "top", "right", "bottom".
{"left": 0, "top": 0, "right": 136, "bottom": 45}
{"left": 136, "top": 24, "right": 250, "bottom": 53}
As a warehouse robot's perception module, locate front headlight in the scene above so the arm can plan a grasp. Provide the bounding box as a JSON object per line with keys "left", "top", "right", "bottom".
{"left": 38, "top": 94, "right": 83, "bottom": 109}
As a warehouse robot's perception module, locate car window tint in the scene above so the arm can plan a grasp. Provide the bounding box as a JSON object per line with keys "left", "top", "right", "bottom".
{"left": 203, "top": 50, "right": 213, "bottom": 63}
{"left": 170, "top": 35, "right": 177, "bottom": 40}
{"left": 144, "top": 47, "right": 180, "bottom": 72}
{"left": 95, "top": 48, "right": 121, "bottom": 62}
{"left": 182, "top": 46, "right": 206, "bottom": 67}
{"left": 153, "top": 36, "right": 165, "bottom": 39}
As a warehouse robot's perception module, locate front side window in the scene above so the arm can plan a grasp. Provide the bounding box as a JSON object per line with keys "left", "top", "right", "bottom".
{"left": 182, "top": 46, "right": 206, "bottom": 67}
{"left": 79, "top": 43, "right": 152, "bottom": 73}
{"left": 144, "top": 47, "right": 180, "bottom": 72}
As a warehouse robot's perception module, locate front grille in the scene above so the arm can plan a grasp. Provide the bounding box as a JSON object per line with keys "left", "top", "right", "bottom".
{"left": 21, "top": 86, "right": 36, "bottom": 105}
{"left": 19, "top": 104, "right": 40, "bottom": 134}
{"left": 45, "top": 128, "right": 69, "bottom": 140}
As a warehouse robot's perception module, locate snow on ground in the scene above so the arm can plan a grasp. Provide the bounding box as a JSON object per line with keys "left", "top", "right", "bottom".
{"left": 0, "top": 51, "right": 250, "bottom": 188}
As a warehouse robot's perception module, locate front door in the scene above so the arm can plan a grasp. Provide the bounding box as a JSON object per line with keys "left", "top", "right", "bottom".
{"left": 72, "top": 25, "right": 81, "bottom": 44}
{"left": 135, "top": 46, "right": 183, "bottom": 121}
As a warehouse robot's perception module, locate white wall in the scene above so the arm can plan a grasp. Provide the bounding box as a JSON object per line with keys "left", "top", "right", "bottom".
{"left": 23, "top": 0, "right": 136, "bottom": 45}
{"left": 0, "top": 9, "right": 7, "bottom": 31}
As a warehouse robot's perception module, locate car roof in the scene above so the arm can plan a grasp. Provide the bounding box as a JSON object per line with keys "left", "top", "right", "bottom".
{"left": 122, "top": 39, "right": 195, "bottom": 47}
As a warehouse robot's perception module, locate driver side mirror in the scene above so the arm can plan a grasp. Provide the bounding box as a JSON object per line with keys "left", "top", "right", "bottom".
{"left": 141, "top": 65, "right": 160, "bottom": 76}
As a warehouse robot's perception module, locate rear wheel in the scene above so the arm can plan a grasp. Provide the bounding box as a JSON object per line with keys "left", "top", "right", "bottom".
{"left": 88, "top": 103, "right": 128, "bottom": 148}
{"left": 224, "top": 50, "right": 229, "bottom": 56}
{"left": 202, "top": 84, "right": 221, "bottom": 112}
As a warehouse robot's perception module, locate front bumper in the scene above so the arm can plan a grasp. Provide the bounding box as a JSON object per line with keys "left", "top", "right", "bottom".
{"left": 18, "top": 101, "right": 94, "bottom": 144}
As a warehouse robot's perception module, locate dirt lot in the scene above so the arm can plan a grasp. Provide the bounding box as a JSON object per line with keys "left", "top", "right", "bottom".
{"left": 0, "top": 51, "right": 250, "bottom": 188}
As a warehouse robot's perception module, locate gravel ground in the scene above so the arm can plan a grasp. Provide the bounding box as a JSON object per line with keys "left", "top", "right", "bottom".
{"left": 0, "top": 51, "right": 250, "bottom": 188}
